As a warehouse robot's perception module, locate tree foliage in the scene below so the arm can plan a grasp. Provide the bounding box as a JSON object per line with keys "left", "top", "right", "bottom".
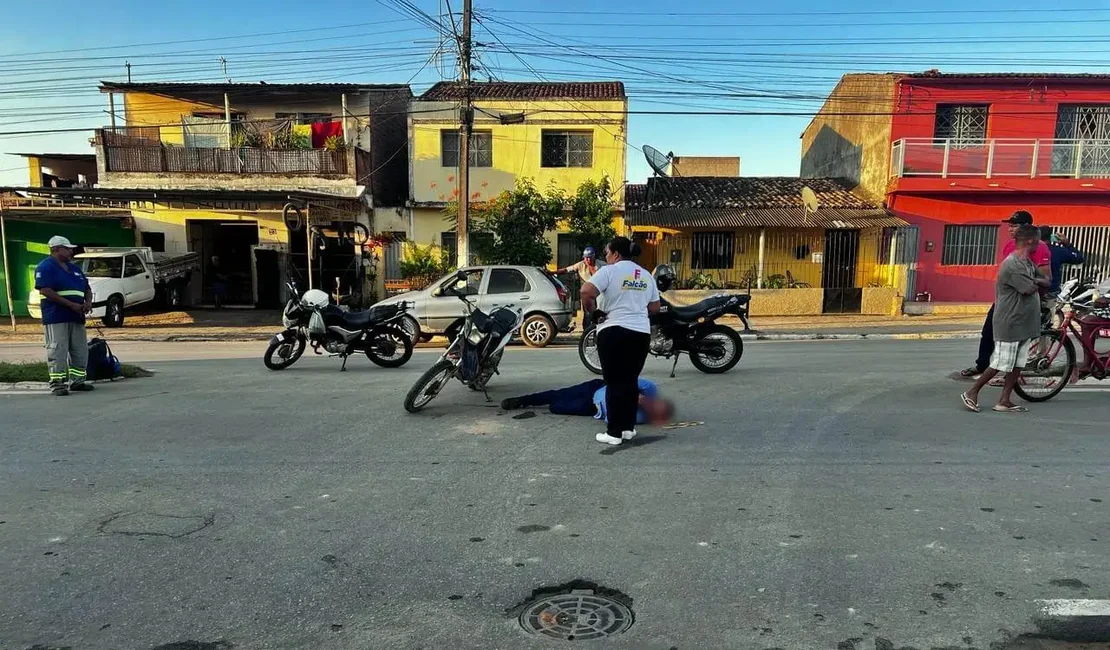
{"left": 444, "top": 179, "right": 563, "bottom": 266}
{"left": 565, "top": 177, "right": 616, "bottom": 251}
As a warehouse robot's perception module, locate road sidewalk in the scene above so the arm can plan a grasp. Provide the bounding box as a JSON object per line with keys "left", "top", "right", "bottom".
{"left": 0, "top": 308, "right": 985, "bottom": 343}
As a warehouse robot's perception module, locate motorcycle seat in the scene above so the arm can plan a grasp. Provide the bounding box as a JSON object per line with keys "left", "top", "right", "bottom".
{"left": 473, "top": 308, "right": 517, "bottom": 336}
{"left": 669, "top": 296, "right": 729, "bottom": 321}
{"left": 321, "top": 303, "right": 405, "bottom": 330}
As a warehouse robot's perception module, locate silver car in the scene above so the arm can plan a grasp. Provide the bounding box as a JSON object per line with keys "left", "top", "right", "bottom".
{"left": 378, "top": 265, "right": 574, "bottom": 347}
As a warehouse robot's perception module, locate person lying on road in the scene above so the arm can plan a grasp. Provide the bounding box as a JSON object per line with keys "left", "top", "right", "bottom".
{"left": 500, "top": 378, "right": 674, "bottom": 442}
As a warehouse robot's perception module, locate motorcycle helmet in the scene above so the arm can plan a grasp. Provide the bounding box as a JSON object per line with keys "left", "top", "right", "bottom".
{"left": 301, "top": 289, "right": 330, "bottom": 309}
{"left": 653, "top": 264, "right": 677, "bottom": 292}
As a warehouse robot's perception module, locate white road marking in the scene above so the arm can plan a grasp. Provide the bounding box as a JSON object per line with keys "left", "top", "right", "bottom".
{"left": 1037, "top": 599, "right": 1110, "bottom": 617}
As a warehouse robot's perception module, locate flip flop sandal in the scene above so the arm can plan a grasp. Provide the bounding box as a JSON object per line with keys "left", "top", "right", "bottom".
{"left": 992, "top": 405, "right": 1028, "bottom": 413}
{"left": 988, "top": 377, "right": 1006, "bottom": 387}
{"left": 960, "top": 392, "right": 980, "bottom": 413}
{"left": 959, "top": 367, "right": 982, "bottom": 378}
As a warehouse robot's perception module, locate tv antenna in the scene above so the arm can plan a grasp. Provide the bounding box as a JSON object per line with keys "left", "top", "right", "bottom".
{"left": 801, "top": 186, "right": 819, "bottom": 224}
{"left": 643, "top": 144, "right": 673, "bottom": 178}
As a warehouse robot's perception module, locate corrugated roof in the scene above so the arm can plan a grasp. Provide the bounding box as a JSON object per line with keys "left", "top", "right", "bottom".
{"left": 419, "top": 81, "right": 626, "bottom": 101}
{"left": 99, "top": 81, "right": 410, "bottom": 93}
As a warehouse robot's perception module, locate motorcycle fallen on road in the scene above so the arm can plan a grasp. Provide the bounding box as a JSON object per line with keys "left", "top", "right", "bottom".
{"left": 404, "top": 271, "right": 523, "bottom": 413}
{"left": 579, "top": 265, "right": 750, "bottom": 377}
{"left": 264, "top": 283, "right": 416, "bottom": 371}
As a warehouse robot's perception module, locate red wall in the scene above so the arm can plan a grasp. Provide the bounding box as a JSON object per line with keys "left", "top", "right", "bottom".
{"left": 885, "top": 77, "right": 1110, "bottom": 302}
{"left": 890, "top": 192, "right": 1110, "bottom": 302}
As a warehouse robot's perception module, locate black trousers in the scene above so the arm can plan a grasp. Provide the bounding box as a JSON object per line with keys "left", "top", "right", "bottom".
{"left": 517, "top": 379, "right": 606, "bottom": 415}
{"left": 975, "top": 304, "right": 996, "bottom": 372}
{"left": 596, "top": 326, "right": 650, "bottom": 435}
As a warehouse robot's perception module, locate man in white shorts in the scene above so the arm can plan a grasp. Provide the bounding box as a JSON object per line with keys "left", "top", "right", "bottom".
{"left": 961, "top": 225, "right": 1050, "bottom": 413}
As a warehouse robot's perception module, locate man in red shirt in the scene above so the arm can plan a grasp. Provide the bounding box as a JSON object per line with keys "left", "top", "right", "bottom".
{"left": 959, "top": 210, "right": 1052, "bottom": 378}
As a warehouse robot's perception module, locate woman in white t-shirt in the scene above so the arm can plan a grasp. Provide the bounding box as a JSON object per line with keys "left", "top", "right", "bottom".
{"left": 580, "top": 236, "right": 661, "bottom": 445}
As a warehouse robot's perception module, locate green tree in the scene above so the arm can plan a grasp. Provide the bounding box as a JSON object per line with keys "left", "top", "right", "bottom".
{"left": 444, "top": 179, "right": 563, "bottom": 266}
{"left": 565, "top": 178, "right": 616, "bottom": 252}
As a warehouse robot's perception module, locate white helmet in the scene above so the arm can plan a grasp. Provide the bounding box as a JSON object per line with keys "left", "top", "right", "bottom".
{"left": 301, "top": 289, "right": 330, "bottom": 309}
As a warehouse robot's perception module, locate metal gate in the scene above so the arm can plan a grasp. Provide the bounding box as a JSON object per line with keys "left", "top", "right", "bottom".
{"left": 895, "top": 225, "right": 920, "bottom": 301}
{"left": 383, "top": 232, "right": 406, "bottom": 281}
{"left": 1054, "top": 225, "right": 1110, "bottom": 284}
{"left": 822, "top": 229, "right": 862, "bottom": 313}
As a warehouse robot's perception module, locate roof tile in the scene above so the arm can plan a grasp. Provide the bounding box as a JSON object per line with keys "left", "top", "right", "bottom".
{"left": 419, "top": 81, "right": 625, "bottom": 101}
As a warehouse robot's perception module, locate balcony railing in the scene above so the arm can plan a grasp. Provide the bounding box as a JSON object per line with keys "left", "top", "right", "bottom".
{"left": 891, "top": 138, "right": 1110, "bottom": 180}
{"left": 98, "top": 128, "right": 350, "bottom": 176}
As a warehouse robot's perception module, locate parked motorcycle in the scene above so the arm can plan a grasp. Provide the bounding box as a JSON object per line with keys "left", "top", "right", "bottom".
{"left": 579, "top": 265, "right": 750, "bottom": 377}
{"left": 264, "top": 283, "right": 415, "bottom": 371}
{"left": 404, "top": 271, "right": 523, "bottom": 412}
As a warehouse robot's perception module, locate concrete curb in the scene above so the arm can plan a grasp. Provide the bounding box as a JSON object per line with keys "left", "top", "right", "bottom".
{"left": 1034, "top": 599, "right": 1110, "bottom": 642}
{"left": 742, "top": 331, "right": 981, "bottom": 342}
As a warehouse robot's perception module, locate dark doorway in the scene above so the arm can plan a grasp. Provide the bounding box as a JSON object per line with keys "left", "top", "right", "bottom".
{"left": 822, "top": 229, "right": 862, "bottom": 313}
{"left": 254, "top": 248, "right": 282, "bottom": 308}
{"left": 187, "top": 220, "right": 260, "bottom": 306}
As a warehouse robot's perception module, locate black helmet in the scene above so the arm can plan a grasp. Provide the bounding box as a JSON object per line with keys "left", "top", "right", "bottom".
{"left": 653, "top": 264, "right": 676, "bottom": 292}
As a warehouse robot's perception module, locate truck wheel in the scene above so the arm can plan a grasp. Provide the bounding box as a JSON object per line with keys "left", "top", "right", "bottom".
{"left": 101, "top": 295, "right": 125, "bottom": 328}
{"left": 165, "top": 282, "right": 183, "bottom": 308}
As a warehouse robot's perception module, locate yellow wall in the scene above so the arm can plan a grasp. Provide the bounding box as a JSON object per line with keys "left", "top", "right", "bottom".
{"left": 799, "top": 74, "right": 896, "bottom": 202}
{"left": 411, "top": 99, "right": 627, "bottom": 205}
{"left": 129, "top": 202, "right": 289, "bottom": 256}
{"left": 122, "top": 92, "right": 219, "bottom": 146}
{"left": 27, "top": 156, "right": 41, "bottom": 186}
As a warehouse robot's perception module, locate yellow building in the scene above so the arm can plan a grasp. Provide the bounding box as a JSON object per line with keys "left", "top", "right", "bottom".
{"left": 397, "top": 81, "right": 628, "bottom": 269}
{"left": 626, "top": 177, "right": 912, "bottom": 315}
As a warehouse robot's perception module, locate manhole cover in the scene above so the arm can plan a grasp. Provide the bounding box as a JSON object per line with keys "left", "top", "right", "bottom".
{"left": 518, "top": 589, "right": 633, "bottom": 640}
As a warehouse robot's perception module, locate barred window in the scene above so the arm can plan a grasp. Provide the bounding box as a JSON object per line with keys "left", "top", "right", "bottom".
{"left": 941, "top": 225, "right": 998, "bottom": 266}
{"left": 441, "top": 130, "right": 492, "bottom": 167}
{"left": 934, "top": 105, "right": 988, "bottom": 146}
{"left": 541, "top": 131, "right": 593, "bottom": 168}
{"left": 691, "top": 231, "right": 735, "bottom": 270}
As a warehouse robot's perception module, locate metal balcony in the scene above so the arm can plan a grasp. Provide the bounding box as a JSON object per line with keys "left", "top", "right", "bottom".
{"left": 891, "top": 138, "right": 1110, "bottom": 180}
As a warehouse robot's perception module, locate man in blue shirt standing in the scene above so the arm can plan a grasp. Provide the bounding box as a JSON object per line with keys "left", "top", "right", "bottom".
{"left": 34, "top": 236, "right": 93, "bottom": 396}
{"left": 1039, "top": 226, "right": 1084, "bottom": 294}
{"left": 500, "top": 378, "right": 674, "bottom": 433}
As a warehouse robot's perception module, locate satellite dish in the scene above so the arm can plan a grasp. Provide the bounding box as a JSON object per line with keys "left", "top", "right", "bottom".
{"left": 801, "top": 186, "right": 819, "bottom": 214}
{"left": 643, "top": 144, "right": 673, "bottom": 178}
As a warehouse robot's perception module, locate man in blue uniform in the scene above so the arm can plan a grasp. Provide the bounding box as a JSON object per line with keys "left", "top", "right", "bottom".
{"left": 34, "top": 236, "right": 93, "bottom": 396}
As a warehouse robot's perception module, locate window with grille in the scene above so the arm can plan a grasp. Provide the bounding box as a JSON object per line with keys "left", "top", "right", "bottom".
{"left": 441, "top": 130, "right": 493, "bottom": 167}
{"left": 541, "top": 131, "right": 593, "bottom": 168}
{"left": 941, "top": 225, "right": 998, "bottom": 266}
{"left": 1052, "top": 105, "right": 1110, "bottom": 176}
{"left": 933, "top": 105, "right": 988, "bottom": 147}
{"left": 691, "top": 231, "right": 736, "bottom": 269}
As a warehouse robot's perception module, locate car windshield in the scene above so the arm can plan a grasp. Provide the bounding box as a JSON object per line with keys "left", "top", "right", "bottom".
{"left": 81, "top": 257, "right": 122, "bottom": 278}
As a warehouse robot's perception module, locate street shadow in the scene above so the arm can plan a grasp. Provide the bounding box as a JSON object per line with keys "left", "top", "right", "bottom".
{"left": 599, "top": 435, "right": 667, "bottom": 455}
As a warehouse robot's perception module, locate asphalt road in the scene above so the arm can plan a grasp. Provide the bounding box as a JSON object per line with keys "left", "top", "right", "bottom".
{"left": 1, "top": 341, "right": 1108, "bottom": 650}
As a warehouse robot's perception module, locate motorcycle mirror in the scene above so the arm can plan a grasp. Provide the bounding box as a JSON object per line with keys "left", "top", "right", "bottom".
{"left": 454, "top": 279, "right": 469, "bottom": 291}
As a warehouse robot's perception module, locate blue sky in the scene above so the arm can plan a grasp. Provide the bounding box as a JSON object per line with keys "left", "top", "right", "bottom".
{"left": 3, "top": 0, "right": 1110, "bottom": 187}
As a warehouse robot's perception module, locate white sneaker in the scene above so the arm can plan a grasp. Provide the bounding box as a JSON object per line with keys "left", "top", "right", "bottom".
{"left": 622, "top": 430, "right": 637, "bottom": 440}
{"left": 595, "top": 433, "right": 623, "bottom": 445}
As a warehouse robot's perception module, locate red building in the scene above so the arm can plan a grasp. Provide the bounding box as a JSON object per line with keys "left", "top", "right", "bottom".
{"left": 802, "top": 71, "right": 1110, "bottom": 303}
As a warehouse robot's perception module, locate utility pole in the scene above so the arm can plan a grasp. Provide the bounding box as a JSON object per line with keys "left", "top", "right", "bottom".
{"left": 456, "top": 0, "right": 473, "bottom": 267}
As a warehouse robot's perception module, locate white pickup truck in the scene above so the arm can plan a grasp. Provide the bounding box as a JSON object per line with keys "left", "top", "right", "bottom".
{"left": 28, "top": 247, "right": 199, "bottom": 327}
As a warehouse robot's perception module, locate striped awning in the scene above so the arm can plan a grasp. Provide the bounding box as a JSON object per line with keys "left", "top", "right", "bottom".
{"left": 625, "top": 207, "right": 908, "bottom": 230}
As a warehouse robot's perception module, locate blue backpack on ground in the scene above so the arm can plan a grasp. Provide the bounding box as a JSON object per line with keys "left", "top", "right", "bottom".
{"left": 86, "top": 338, "right": 122, "bottom": 381}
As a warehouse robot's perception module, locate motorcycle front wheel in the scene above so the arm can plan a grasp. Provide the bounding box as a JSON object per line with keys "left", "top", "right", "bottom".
{"left": 578, "top": 327, "right": 604, "bottom": 375}
{"left": 404, "top": 359, "right": 457, "bottom": 413}
{"left": 689, "top": 325, "right": 743, "bottom": 374}
{"left": 263, "top": 336, "right": 306, "bottom": 370}
{"left": 366, "top": 327, "right": 414, "bottom": 368}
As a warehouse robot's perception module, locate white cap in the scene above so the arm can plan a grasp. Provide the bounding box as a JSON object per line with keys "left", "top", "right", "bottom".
{"left": 47, "top": 235, "right": 74, "bottom": 249}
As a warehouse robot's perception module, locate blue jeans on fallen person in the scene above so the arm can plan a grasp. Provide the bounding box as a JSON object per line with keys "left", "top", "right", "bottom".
{"left": 517, "top": 379, "right": 606, "bottom": 416}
